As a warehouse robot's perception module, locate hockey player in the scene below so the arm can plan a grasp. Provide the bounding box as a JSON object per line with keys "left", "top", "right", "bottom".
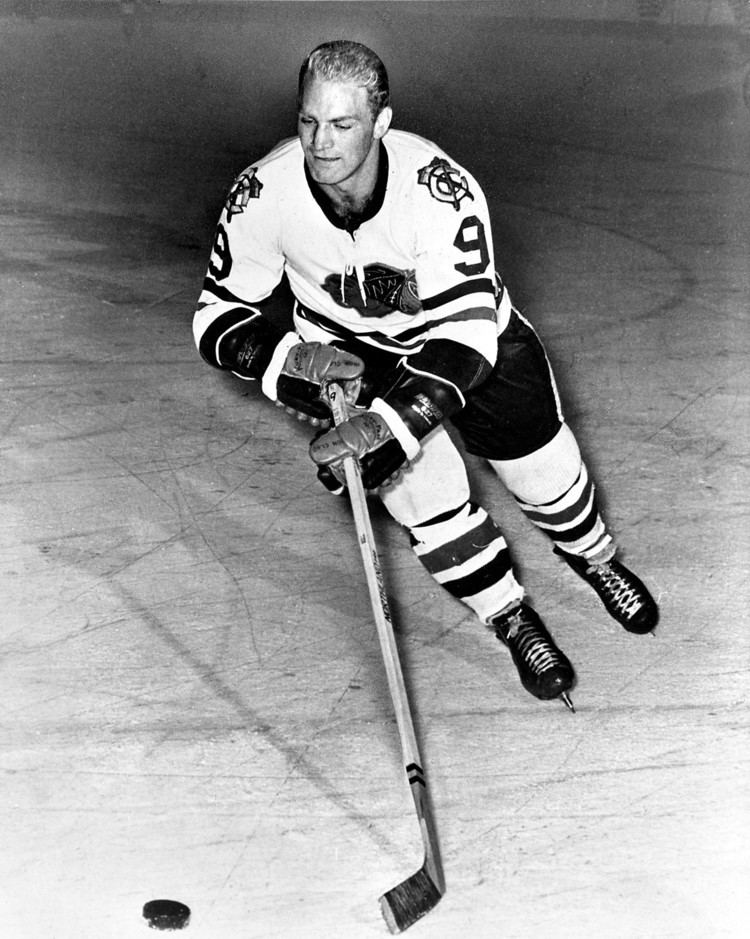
{"left": 192, "top": 40, "right": 658, "bottom": 708}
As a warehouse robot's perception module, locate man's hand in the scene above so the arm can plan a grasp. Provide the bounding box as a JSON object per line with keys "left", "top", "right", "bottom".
{"left": 275, "top": 342, "right": 363, "bottom": 426}
{"left": 309, "top": 410, "right": 408, "bottom": 489}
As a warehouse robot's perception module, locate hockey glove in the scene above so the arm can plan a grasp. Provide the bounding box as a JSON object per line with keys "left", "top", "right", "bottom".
{"left": 309, "top": 404, "right": 414, "bottom": 490}
{"left": 316, "top": 464, "right": 347, "bottom": 496}
{"left": 309, "top": 361, "right": 466, "bottom": 489}
{"left": 274, "top": 341, "right": 364, "bottom": 425}
{"left": 217, "top": 315, "right": 363, "bottom": 425}
{"left": 311, "top": 428, "right": 347, "bottom": 496}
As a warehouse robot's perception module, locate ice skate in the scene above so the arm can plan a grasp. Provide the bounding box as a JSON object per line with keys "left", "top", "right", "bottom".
{"left": 490, "top": 602, "right": 575, "bottom": 708}
{"left": 555, "top": 549, "right": 658, "bottom": 634}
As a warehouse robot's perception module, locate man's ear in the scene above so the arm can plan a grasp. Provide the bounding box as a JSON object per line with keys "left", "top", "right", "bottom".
{"left": 374, "top": 106, "right": 393, "bottom": 140}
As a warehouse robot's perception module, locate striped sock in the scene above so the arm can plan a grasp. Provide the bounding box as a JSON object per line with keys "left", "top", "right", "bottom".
{"left": 409, "top": 501, "right": 524, "bottom": 623}
{"left": 514, "top": 462, "right": 614, "bottom": 561}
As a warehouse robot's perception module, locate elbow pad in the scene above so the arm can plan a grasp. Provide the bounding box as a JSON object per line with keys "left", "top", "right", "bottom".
{"left": 216, "top": 312, "right": 287, "bottom": 380}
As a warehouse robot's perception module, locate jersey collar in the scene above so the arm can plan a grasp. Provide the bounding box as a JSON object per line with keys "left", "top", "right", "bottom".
{"left": 304, "top": 142, "right": 389, "bottom": 233}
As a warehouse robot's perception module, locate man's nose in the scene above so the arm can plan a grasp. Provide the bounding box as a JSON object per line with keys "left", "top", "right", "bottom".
{"left": 313, "top": 124, "right": 333, "bottom": 149}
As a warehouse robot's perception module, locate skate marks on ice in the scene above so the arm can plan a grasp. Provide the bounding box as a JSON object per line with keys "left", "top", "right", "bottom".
{"left": 1, "top": 372, "right": 421, "bottom": 937}
{"left": 2, "top": 10, "right": 750, "bottom": 939}
{"left": 0, "top": 212, "right": 427, "bottom": 936}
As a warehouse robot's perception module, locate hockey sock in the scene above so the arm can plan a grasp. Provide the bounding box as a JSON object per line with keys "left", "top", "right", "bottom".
{"left": 408, "top": 501, "right": 524, "bottom": 623}
{"left": 491, "top": 424, "right": 614, "bottom": 560}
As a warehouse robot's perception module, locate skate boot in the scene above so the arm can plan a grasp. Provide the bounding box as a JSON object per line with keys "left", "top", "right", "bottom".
{"left": 489, "top": 602, "right": 575, "bottom": 709}
{"left": 555, "top": 549, "right": 658, "bottom": 634}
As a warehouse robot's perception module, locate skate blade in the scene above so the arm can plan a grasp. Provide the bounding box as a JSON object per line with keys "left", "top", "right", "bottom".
{"left": 560, "top": 692, "right": 576, "bottom": 713}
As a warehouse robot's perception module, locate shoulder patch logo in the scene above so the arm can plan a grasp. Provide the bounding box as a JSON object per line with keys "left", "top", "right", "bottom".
{"left": 417, "top": 156, "right": 474, "bottom": 211}
{"left": 224, "top": 168, "right": 263, "bottom": 222}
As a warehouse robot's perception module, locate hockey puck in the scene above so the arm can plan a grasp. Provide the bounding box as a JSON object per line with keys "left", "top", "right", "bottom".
{"left": 142, "top": 899, "right": 191, "bottom": 930}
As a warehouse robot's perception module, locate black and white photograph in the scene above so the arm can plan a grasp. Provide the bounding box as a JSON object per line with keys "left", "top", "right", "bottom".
{"left": 1, "top": 1, "right": 748, "bottom": 936}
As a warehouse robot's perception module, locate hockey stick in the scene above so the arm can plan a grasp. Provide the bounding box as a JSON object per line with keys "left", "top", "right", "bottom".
{"left": 325, "top": 382, "right": 445, "bottom": 933}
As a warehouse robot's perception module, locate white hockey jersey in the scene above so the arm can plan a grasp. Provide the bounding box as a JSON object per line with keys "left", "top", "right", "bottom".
{"left": 193, "top": 129, "right": 511, "bottom": 393}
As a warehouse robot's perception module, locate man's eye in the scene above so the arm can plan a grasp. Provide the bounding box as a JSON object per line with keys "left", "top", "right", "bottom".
{"left": 335, "top": 124, "right": 353, "bottom": 131}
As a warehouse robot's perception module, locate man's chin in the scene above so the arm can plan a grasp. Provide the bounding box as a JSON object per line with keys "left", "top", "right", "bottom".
{"left": 307, "top": 159, "right": 343, "bottom": 184}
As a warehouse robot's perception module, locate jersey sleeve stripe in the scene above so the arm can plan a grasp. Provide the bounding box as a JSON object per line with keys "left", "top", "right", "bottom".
{"left": 421, "top": 277, "right": 496, "bottom": 311}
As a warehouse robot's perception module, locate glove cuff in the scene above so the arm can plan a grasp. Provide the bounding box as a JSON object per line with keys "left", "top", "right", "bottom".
{"left": 370, "top": 398, "right": 421, "bottom": 460}
{"left": 260, "top": 332, "right": 300, "bottom": 401}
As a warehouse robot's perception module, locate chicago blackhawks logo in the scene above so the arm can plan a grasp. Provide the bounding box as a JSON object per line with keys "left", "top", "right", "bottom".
{"left": 224, "top": 168, "right": 263, "bottom": 221}
{"left": 322, "top": 264, "right": 421, "bottom": 317}
{"left": 417, "top": 156, "right": 474, "bottom": 211}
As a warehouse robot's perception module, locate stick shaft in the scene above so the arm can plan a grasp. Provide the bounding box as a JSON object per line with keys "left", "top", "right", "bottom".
{"left": 326, "top": 383, "right": 444, "bottom": 894}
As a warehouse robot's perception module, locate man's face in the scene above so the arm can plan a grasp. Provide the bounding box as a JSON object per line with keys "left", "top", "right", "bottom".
{"left": 298, "top": 76, "right": 390, "bottom": 189}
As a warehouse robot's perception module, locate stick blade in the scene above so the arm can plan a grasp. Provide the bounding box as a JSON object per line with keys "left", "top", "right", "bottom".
{"left": 379, "top": 865, "right": 443, "bottom": 934}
